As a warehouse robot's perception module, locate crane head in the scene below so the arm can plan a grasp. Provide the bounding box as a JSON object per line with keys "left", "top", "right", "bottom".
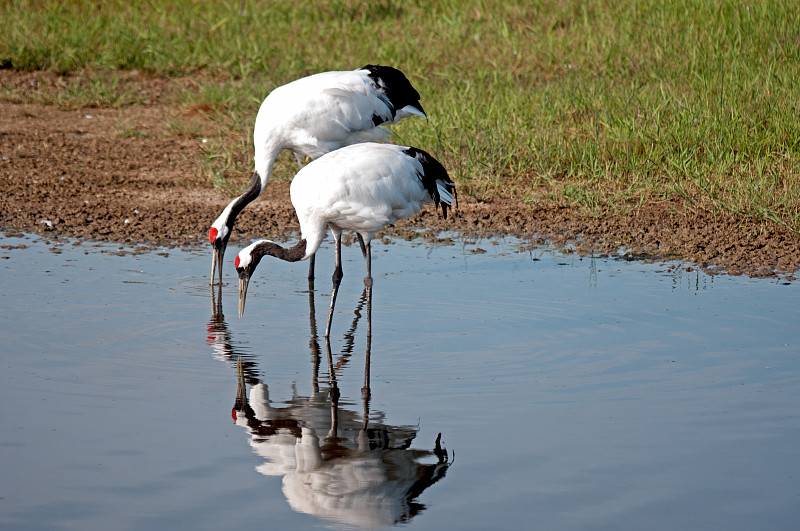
{"left": 234, "top": 240, "right": 269, "bottom": 318}
{"left": 209, "top": 220, "right": 231, "bottom": 286}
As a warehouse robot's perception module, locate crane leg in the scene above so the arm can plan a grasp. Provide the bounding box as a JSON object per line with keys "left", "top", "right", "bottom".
{"left": 325, "top": 236, "right": 344, "bottom": 338}
{"left": 357, "top": 233, "right": 367, "bottom": 258}
{"left": 307, "top": 253, "right": 315, "bottom": 282}
{"left": 324, "top": 336, "right": 340, "bottom": 438}
{"left": 362, "top": 278, "right": 372, "bottom": 400}
{"left": 363, "top": 241, "right": 373, "bottom": 288}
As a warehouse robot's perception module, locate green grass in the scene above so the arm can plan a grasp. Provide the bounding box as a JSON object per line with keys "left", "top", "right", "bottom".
{"left": 2, "top": 0, "right": 799, "bottom": 232}
{"left": 0, "top": 69, "right": 151, "bottom": 108}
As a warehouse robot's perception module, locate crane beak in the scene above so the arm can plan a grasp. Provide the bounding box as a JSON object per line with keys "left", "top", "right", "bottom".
{"left": 210, "top": 250, "right": 217, "bottom": 286}
{"left": 238, "top": 276, "right": 249, "bottom": 318}
{"left": 211, "top": 246, "right": 225, "bottom": 286}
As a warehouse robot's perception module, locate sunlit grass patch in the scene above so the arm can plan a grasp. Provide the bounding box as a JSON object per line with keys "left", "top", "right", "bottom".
{"left": 2, "top": 0, "right": 798, "bottom": 231}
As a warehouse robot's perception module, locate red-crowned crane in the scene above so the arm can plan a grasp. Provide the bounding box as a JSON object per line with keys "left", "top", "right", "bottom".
{"left": 233, "top": 143, "right": 455, "bottom": 337}
{"left": 209, "top": 65, "right": 426, "bottom": 285}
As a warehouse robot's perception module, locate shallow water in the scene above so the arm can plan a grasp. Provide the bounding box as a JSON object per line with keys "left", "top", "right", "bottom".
{"left": 1, "top": 233, "right": 799, "bottom": 530}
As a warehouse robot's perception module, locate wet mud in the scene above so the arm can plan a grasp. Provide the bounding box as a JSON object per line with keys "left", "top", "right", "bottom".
{"left": 2, "top": 71, "right": 798, "bottom": 278}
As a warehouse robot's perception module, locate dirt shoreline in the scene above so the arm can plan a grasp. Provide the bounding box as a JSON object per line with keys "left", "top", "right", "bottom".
{"left": 2, "top": 76, "right": 799, "bottom": 279}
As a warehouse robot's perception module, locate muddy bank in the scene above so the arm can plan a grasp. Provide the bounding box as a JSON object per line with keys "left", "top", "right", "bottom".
{"left": 1, "top": 86, "right": 798, "bottom": 279}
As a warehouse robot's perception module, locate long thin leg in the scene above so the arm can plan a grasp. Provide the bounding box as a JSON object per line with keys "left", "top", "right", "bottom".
{"left": 356, "top": 233, "right": 367, "bottom": 258}
{"left": 307, "top": 253, "right": 315, "bottom": 282}
{"left": 307, "top": 282, "right": 321, "bottom": 395}
{"left": 365, "top": 278, "right": 372, "bottom": 339}
{"left": 325, "top": 235, "right": 344, "bottom": 338}
{"left": 339, "top": 287, "right": 367, "bottom": 362}
{"left": 361, "top": 357, "right": 370, "bottom": 430}
{"left": 362, "top": 280, "right": 372, "bottom": 401}
{"left": 324, "top": 337, "right": 340, "bottom": 438}
{"left": 363, "top": 240, "right": 373, "bottom": 288}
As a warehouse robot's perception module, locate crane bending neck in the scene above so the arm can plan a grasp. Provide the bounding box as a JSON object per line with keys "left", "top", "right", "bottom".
{"left": 222, "top": 142, "right": 281, "bottom": 229}
{"left": 255, "top": 239, "right": 309, "bottom": 263}
{"left": 253, "top": 140, "right": 283, "bottom": 192}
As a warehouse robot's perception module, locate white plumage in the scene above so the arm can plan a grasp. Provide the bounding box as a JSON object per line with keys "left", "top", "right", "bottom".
{"left": 290, "top": 143, "right": 454, "bottom": 256}
{"left": 234, "top": 143, "right": 456, "bottom": 335}
{"left": 209, "top": 65, "right": 426, "bottom": 285}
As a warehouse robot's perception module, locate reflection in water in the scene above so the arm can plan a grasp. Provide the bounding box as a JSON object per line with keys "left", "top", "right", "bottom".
{"left": 207, "top": 283, "right": 261, "bottom": 379}
{"left": 208, "top": 284, "right": 451, "bottom": 528}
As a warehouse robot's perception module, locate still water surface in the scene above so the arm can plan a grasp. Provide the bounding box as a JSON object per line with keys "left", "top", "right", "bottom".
{"left": 1, "top": 233, "right": 798, "bottom": 530}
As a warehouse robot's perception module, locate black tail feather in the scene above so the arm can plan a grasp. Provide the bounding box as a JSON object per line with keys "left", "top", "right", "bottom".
{"left": 402, "top": 147, "right": 456, "bottom": 219}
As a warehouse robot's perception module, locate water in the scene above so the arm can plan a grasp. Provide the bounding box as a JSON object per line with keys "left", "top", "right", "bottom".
{"left": 1, "top": 233, "right": 798, "bottom": 530}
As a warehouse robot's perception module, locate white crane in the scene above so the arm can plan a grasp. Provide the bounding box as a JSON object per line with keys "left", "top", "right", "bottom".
{"left": 209, "top": 65, "right": 426, "bottom": 285}
{"left": 234, "top": 143, "right": 456, "bottom": 337}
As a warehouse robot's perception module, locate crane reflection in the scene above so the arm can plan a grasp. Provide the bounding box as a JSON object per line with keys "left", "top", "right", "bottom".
{"left": 208, "top": 283, "right": 451, "bottom": 528}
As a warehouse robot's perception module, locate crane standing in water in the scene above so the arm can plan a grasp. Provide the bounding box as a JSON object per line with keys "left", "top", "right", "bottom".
{"left": 209, "top": 65, "right": 426, "bottom": 285}
{"left": 234, "top": 143, "right": 456, "bottom": 337}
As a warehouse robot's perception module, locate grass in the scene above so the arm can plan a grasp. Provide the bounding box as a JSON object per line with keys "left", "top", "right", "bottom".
{"left": 1, "top": 0, "right": 799, "bottom": 232}
{"left": 0, "top": 70, "right": 151, "bottom": 108}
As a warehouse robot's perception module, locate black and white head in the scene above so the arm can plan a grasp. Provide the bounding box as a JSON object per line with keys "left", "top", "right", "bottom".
{"left": 361, "top": 64, "right": 426, "bottom": 122}
{"left": 209, "top": 171, "right": 262, "bottom": 285}
{"left": 234, "top": 238, "right": 309, "bottom": 317}
{"left": 234, "top": 240, "right": 268, "bottom": 319}
{"left": 209, "top": 211, "right": 233, "bottom": 284}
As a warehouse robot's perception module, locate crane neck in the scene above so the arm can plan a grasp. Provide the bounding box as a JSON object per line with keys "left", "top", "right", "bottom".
{"left": 254, "top": 239, "right": 308, "bottom": 263}
{"left": 253, "top": 139, "right": 284, "bottom": 192}
{"left": 209, "top": 141, "right": 284, "bottom": 248}
{"left": 228, "top": 140, "right": 283, "bottom": 227}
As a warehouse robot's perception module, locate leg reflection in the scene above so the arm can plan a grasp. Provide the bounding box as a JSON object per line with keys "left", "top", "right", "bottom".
{"left": 362, "top": 282, "right": 372, "bottom": 402}
{"left": 228, "top": 278, "right": 452, "bottom": 529}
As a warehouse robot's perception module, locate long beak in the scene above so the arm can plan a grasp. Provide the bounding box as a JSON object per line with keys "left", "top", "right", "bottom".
{"left": 238, "top": 276, "right": 249, "bottom": 318}
{"left": 414, "top": 101, "right": 427, "bottom": 119}
{"left": 211, "top": 246, "right": 224, "bottom": 286}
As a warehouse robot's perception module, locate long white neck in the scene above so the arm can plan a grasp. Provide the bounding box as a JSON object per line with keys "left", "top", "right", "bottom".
{"left": 253, "top": 139, "right": 283, "bottom": 192}
{"left": 209, "top": 139, "right": 283, "bottom": 242}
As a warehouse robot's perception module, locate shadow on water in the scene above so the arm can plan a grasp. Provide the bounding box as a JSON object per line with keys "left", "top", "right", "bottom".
{"left": 207, "top": 282, "right": 451, "bottom": 529}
